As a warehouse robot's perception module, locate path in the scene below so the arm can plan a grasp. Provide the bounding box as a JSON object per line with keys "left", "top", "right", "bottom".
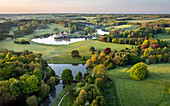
{"left": 44, "top": 40, "right": 96, "bottom": 59}
{"left": 58, "top": 86, "right": 76, "bottom": 106}
{"left": 43, "top": 70, "right": 46, "bottom": 81}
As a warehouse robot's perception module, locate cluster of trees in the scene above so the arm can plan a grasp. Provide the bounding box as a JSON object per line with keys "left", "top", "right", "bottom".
{"left": 0, "top": 21, "right": 17, "bottom": 40}
{"left": 13, "top": 21, "right": 48, "bottom": 37}
{"left": 14, "top": 39, "right": 30, "bottom": 44}
{"left": 72, "top": 64, "right": 108, "bottom": 105}
{"left": 0, "top": 49, "right": 57, "bottom": 106}
{"left": 86, "top": 46, "right": 169, "bottom": 70}
{"left": 99, "top": 20, "right": 169, "bottom": 41}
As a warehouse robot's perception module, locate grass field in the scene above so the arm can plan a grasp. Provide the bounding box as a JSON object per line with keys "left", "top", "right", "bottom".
{"left": 105, "top": 25, "right": 138, "bottom": 31}
{"left": 154, "top": 27, "right": 170, "bottom": 43}
{"left": 53, "top": 85, "right": 75, "bottom": 106}
{"left": 46, "top": 40, "right": 132, "bottom": 63}
{"left": 109, "top": 63, "right": 170, "bottom": 106}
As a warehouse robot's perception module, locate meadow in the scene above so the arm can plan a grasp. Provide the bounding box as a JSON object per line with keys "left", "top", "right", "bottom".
{"left": 105, "top": 25, "right": 138, "bottom": 31}
{"left": 109, "top": 63, "right": 170, "bottom": 106}
{"left": 154, "top": 27, "right": 170, "bottom": 43}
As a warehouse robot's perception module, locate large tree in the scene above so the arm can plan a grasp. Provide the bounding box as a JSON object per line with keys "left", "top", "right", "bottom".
{"left": 61, "top": 69, "right": 73, "bottom": 84}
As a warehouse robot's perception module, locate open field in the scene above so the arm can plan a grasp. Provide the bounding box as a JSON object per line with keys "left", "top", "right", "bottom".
{"left": 105, "top": 25, "right": 138, "bottom": 31}
{"left": 127, "top": 18, "right": 161, "bottom": 23}
{"left": 154, "top": 27, "right": 170, "bottom": 43}
{"left": 46, "top": 40, "right": 132, "bottom": 63}
{"left": 109, "top": 63, "right": 170, "bottom": 106}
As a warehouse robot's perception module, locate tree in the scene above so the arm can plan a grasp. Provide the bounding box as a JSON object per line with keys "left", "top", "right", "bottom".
{"left": 39, "top": 83, "right": 50, "bottom": 97}
{"left": 71, "top": 50, "right": 80, "bottom": 58}
{"left": 25, "top": 75, "right": 39, "bottom": 94}
{"left": 47, "top": 76, "right": 56, "bottom": 87}
{"left": 19, "top": 39, "right": 25, "bottom": 44}
{"left": 86, "top": 59, "right": 92, "bottom": 68}
{"left": 129, "top": 62, "right": 149, "bottom": 80}
{"left": 95, "top": 78, "right": 103, "bottom": 89}
{"left": 26, "top": 95, "right": 38, "bottom": 106}
{"left": 167, "top": 29, "right": 170, "bottom": 35}
{"left": 33, "top": 68, "right": 43, "bottom": 81}
{"left": 104, "top": 48, "right": 111, "bottom": 55}
{"left": 75, "top": 71, "right": 82, "bottom": 81}
{"left": 90, "top": 47, "right": 95, "bottom": 52}
{"left": 61, "top": 69, "right": 73, "bottom": 84}
{"left": 93, "top": 64, "right": 107, "bottom": 79}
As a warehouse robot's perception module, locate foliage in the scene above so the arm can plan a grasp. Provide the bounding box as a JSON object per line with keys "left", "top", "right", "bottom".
{"left": 93, "top": 64, "right": 107, "bottom": 80}
{"left": 47, "top": 76, "right": 56, "bottom": 87}
{"left": 61, "top": 69, "right": 73, "bottom": 84}
{"left": 104, "top": 48, "right": 111, "bottom": 55}
{"left": 129, "top": 62, "right": 149, "bottom": 80}
{"left": 26, "top": 95, "right": 38, "bottom": 106}
{"left": 71, "top": 50, "right": 80, "bottom": 58}
{"left": 39, "top": 83, "right": 50, "bottom": 97}
{"left": 95, "top": 78, "right": 104, "bottom": 90}
{"left": 75, "top": 71, "right": 83, "bottom": 81}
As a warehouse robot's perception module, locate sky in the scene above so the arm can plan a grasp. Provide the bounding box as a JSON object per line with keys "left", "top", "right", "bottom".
{"left": 0, "top": 0, "right": 169, "bottom": 14}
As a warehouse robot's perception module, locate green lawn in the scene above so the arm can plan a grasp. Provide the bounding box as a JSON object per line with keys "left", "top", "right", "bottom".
{"left": 109, "top": 63, "right": 170, "bottom": 106}
{"left": 105, "top": 25, "right": 138, "bottom": 31}
{"left": 53, "top": 85, "right": 75, "bottom": 106}
{"left": 154, "top": 33, "right": 170, "bottom": 43}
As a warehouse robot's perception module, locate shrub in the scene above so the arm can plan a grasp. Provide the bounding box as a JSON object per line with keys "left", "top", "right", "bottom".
{"left": 93, "top": 64, "right": 107, "bottom": 79}
{"left": 167, "top": 29, "right": 170, "bottom": 34}
{"left": 26, "top": 95, "right": 37, "bottom": 106}
{"left": 129, "top": 62, "right": 149, "bottom": 80}
{"left": 142, "top": 45, "right": 149, "bottom": 49}
{"left": 107, "top": 62, "right": 116, "bottom": 70}
{"left": 75, "top": 71, "right": 82, "bottom": 81}
{"left": 47, "top": 76, "right": 56, "bottom": 87}
{"left": 148, "top": 55, "right": 156, "bottom": 64}
{"left": 154, "top": 44, "right": 161, "bottom": 49}
{"left": 156, "top": 55, "right": 163, "bottom": 63}
{"left": 71, "top": 50, "right": 79, "bottom": 58}
{"left": 104, "top": 48, "right": 111, "bottom": 55}
{"left": 95, "top": 78, "right": 103, "bottom": 89}
{"left": 39, "top": 83, "right": 50, "bottom": 97}
{"left": 90, "top": 47, "right": 95, "bottom": 52}
{"left": 76, "top": 82, "right": 84, "bottom": 87}
{"left": 86, "top": 59, "right": 92, "bottom": 68}
{"left": 81, "top": 56, "right": 85, "bottom": 60}
{"left": 61, "top": 69, "right": 73, "bottom": 84}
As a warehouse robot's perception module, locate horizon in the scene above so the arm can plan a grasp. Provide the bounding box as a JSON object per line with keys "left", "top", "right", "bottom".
{"left": 0, "top": 0, "right": 170, "bottom": 14}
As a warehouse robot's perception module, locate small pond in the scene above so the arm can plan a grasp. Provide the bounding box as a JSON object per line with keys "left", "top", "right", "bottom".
{"left": 31, "top": 36, "right": 96, "bottom": 45}
{"left": 40, "top": 64, "right": 87, "bottom": 106}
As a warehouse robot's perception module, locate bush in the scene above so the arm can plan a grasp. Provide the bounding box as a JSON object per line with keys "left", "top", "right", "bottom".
{"left": 90, "top": 47, "right": 95, "bottom": 52}
{"left": 75, "top": 71, "right": 82, "bottom": 81}
{"left": 107, "top": 62, "right": 116, "bottom": 70}
{"left": 95, "top": 78, "right": 103, "bottom": 89}
{"left": 86, "top": 59, "right": 92, "bottom": 68}
{"left": 148, "top": 55, "right": 156, "bottom": 64}
{"left": 39, "top": 83, "right": 50, "bottom": 97}
{"left": 71, "top": 50, "right": 80, "bottom": 58}
{"left": 156, "top": 55, "right": 163, "bottom": 63}
{"left": 81, "top": 56, "right": 85, "bottom": 60}
{"left": 104, "top": 48, "right": 111, "bottom": 55}
{"left": 129, "top": 62, "right": 149, "bottom": 80}
{"left": 167, "top": 29, "right": 170, "bottom": 34}
{"left": 47, "top": 76, "right": 56, "bottom": 87}
{"left": 26, "top": 95, "right": 38, "bottom": 106}
{"left": 76, "top": 82, "right": 84, "bottom": 87}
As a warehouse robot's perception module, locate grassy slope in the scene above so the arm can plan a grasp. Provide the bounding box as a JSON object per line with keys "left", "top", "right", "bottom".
{"left": 154, "top": 27, "right": 170, "bottom": 43}
{"left": 53, "top": 85, "right": 75, "bottom": 106}
{"left": 109, "top": 63, "right": 170, "bottom": 106}
{"left": 46, "top": 40, "right": 132, "bottom": 63}
{"left": 105, "top": 25, "right": 138, "bottom": 31}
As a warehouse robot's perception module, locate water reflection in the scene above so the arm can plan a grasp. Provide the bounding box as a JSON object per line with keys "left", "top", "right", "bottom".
{"left": 48, "top": 64, "right": 87, "bottom": 77}
{"left": 31, "top": 35, "right": 94, "bottom": 45}
{"left": 40, "top": 64, "right": 87, "bottom": 106}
